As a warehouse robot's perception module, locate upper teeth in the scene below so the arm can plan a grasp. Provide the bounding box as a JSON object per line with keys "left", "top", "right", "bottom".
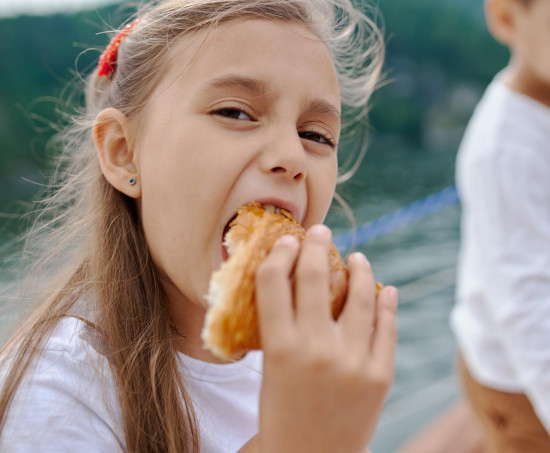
{"left": 263, "top": 204, "right": 282, "bottom": 214}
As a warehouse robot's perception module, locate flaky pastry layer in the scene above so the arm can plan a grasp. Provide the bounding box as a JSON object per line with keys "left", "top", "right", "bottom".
{"left": 202, "top": 203, "right": 381, "bottom": 359}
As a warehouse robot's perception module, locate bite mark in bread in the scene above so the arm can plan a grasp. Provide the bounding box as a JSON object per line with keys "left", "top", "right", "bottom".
{"left": 202, "top": 203, "right": 381, "bottom": 359}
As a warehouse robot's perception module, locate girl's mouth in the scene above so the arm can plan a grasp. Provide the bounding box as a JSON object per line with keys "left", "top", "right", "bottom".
{"left": 220, "top": 203, "right": 285, "bottom": 262}
{"left": 221, "top": 213, "right": 238, "bottom": 261}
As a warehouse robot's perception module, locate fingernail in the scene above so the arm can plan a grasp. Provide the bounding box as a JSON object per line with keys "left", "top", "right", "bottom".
{"left": 348, "top": 252, "right": 368, "bottom": 265}
{"left": 306, "top": 224, "right": 331, "bottom": 239}
{"left": 275, "top": 235, "right": 299, "bottom": 247}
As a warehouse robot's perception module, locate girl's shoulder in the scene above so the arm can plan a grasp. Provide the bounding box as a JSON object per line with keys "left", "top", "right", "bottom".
{"left": 43, "top": 314, "right": 108, "bottom": 362}
{"left": 1, "top": 316, "right": 125, "bottom": 451}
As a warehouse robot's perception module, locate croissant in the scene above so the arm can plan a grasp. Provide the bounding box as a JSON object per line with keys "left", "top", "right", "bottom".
{"left": 202, "top": 203, "right": 382, "bottom": 359}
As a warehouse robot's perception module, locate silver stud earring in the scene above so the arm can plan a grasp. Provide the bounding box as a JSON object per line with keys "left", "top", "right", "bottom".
{"left": 129, "top": 178, "right": 136, "bottom": 185}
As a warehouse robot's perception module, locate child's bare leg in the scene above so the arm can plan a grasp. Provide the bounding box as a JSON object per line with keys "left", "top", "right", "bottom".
{"left": 395, "top": 399, "right": 487, "bottom": 453}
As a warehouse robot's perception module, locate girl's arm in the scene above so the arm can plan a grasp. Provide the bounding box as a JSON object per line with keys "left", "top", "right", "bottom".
{"left": 250, "top": 225, "right": 397, "bottom": 453}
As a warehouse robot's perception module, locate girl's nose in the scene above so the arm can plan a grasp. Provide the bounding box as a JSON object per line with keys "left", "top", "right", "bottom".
{"left": 259, "top": 129, "right": 307, "bottom": 182}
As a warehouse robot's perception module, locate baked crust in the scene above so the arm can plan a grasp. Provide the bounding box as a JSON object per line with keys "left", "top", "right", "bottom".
{"left": 202, "top": 203, "right": 381, "bottom": 359}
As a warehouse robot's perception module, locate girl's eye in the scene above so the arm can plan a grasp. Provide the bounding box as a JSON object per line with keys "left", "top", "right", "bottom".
{"left": 214, "top": 108, "right": 252, "bottom": 121}
{"left": 299, "top": 131, "right": 335, "bottom": 147}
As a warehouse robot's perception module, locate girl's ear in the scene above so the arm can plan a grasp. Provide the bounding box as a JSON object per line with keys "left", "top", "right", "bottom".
{"left": 93, "top": 108, "right": 141, "bottom": 198}
{"left": 485, "top": 0, "right": 517, "bottom": 45}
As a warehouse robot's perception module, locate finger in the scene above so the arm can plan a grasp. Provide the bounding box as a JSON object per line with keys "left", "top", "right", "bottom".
{"left": 369, "top": 286, "right": 398, "bottom": 370}
{"left": 255, "top": 235, "right": 299, "bottom": 347}
{"left": 338, "top": 252, "right": 376, "bottom": 347}
{"left": 294, "top": 224, "right": 332, "bottom": 327}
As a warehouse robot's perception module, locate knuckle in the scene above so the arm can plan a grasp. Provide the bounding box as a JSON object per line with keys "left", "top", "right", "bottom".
{"left": 366, "top": 367, "right": 393, "bottom": 390}
{"left": 303, "top": 347, "right": 336, "bottom": 372}
{"left": 306, "top": 235, "right": 329, "bottom": 249}
{"left": 338, "top": 365, "right": 362, "bottom": 386}
{"left": 354, "top": 293, "right": 372, "bottom": 311}
{"left": 255, "top": 261, "right": 281, "bottom": 282}
{"left": 340, "top": 356, "right": 368, "bottom": 380}
{"left": 296, "top": 264, "right": 325, "bottom": 283}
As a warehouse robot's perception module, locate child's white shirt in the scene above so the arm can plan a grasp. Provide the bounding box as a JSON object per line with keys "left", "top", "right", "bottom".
{"left": 1, "top": 316, "right": 262, "bottom": 452}
{"left": 451, "top": 76, "right": 550, "bottom": 433}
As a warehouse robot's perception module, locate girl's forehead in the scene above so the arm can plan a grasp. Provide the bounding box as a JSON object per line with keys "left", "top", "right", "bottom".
{"left": 156, "top": 18, "right": 339, "bottom": 101}
{"left": 160, "top": 19, "right": 327, "bottom": 73}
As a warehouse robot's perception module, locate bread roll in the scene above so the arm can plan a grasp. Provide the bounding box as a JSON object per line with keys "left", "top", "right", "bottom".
{"left": 202, "top": 203, "right": 382, "bottom": 359}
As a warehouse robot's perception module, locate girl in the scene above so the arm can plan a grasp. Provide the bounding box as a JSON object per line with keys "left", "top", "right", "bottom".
{"left": 0, "top": 0, "right": 398, "bottom": 451}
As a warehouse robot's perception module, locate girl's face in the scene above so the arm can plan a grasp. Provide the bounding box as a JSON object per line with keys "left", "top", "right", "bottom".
{"left": 133, "top": 19, "right": 341, "bottom": 341}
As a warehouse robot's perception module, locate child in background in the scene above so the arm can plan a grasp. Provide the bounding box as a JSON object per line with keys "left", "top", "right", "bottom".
{"left": 396, "top": 1, "right": 549, "bottom": 452}
{"left": 451, "top": 0, "right": 550, "bottom": 451}
{"left": 0, "top": 1, "right": 398, "bottom": 452}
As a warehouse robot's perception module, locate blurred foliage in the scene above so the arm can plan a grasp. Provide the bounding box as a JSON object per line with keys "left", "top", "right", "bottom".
{"left": 368, "top": 0, "right": 508, "bottom": 146}
{"left": 0, "top": 4, "right": 130, "bottom": 180}
{"left": 0, "top": 0, "right": 509, "bottom": 189}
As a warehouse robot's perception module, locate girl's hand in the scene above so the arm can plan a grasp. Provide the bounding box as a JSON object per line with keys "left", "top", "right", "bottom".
{"left": 254, "top": 225, "right": 398, "bottom": 453}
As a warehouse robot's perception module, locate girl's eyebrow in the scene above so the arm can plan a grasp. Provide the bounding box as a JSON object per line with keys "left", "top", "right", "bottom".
{"left": 203, "top": 74, "right": 341, "bottom": 120}
{"left": 305, "top": 99, "right": 341, "bottom": 120}
{"left": 203, "top": 75, "right": 269, "bottom": 95}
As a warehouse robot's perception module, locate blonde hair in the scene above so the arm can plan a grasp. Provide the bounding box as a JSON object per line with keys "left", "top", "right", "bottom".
{"left": 0, "top": 0, "right": 384, "bottom": 451}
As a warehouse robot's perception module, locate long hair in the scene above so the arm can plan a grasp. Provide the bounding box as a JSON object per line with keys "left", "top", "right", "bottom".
{"left": 0, "top": 1, "right": 384, "bottom": 451}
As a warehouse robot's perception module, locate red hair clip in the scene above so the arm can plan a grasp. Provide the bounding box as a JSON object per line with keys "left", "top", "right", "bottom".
{"left": 97, "top": 18, "right": 142, "bottom": 77}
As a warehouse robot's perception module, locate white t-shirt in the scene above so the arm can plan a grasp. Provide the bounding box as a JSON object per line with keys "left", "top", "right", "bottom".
{"left": 0, "top": 316, "right": 262, "bottom": 452}
{"left": 451, "top": 76, "right": 550, "bottom": 433}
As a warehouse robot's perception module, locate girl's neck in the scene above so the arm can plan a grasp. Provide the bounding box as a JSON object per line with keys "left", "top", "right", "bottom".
{"left": 174, "top": 331, "right": 230, "bottom": 364}
{"left": 166, "top": 289, "right": 233, "bottom": 364}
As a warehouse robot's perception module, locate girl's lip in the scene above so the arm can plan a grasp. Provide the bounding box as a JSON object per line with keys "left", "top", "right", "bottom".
{"left": 252, "top": 198, "right": 302, "bottom": 222}
{"left": 221, "top": 213, "right": 237, "bottom": 262}
{"left": 222, "top": 243, "right": 230, "bottom": 262}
